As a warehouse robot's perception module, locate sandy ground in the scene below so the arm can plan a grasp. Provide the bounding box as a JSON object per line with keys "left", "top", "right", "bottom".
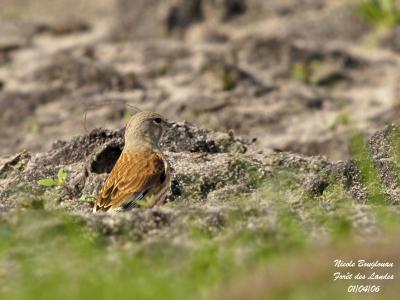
{"left": 1, "top": 0, "right": 400, "bottom": 160}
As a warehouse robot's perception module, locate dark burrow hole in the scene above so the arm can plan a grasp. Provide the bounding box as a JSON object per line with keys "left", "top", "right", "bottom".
{"left": 165, "top": 178, "right": 182, "bottom": 203}
{"left": 306, "top": 178, "right": 329, "bottom": 196}
{"left": 223, "top": 0, "right": 247, "bottom": 20}
{"left": 91, "top": 144, "right": 123, "bottom": 174}
{"left": 171, "top": 179, "right": 182, "bottom": 197}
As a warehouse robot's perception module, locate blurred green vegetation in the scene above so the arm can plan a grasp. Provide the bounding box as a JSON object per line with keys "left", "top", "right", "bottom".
{"left": 24, "top": 117, "right": 42, "bottom": 134}
{"left": 221, "top": 68, "right": 236, "bottom": 91}
{"left": 357, "top": 0, "right": 400, "bottom": 27}
{"left": 1, "top": 6, "right": 30, "bottom": 20}
{"left": 290, "top": 60, "right": 343, "bottom": 86}
{"left": 1, "top": 134, "right": 400, "bottom": 300}
{"left": 350, "top": 132, "right": 386, "bottom": 205}
{"left": 330, "top": 112, "right": 351, "bottom": 130}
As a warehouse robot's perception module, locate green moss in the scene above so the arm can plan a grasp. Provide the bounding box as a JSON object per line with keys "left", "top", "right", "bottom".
{"left": 214, "top": 136, "right": 246, "bottom": 153}
{"left": 177, "top": 174, "right": 218, "bottom": 200}
{"left": 350, "top": 132, "right": 386, "bottom": 205}
{"left": 79, "top": 194, "right": 96, "bottom": 204}
{"left": 390, "top": 127, "right": 400, "bottom": 176}
{"left": 305, "top": 183, "right": 354, "bottom": 239}
{"left": 16, "top": 196, "right": 45, "bottom": 210}
{"left": 228, "top": 156, "right": 266, "bottom": 188}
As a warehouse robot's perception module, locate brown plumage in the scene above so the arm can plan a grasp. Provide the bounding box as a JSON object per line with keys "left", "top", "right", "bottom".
{"left": 93, "top": 111, "right": 170, "bottom": 212}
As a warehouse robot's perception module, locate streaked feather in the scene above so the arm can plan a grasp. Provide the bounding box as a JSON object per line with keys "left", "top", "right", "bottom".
{"left": 94, "top": 149, "right": 169, "bottom": 212}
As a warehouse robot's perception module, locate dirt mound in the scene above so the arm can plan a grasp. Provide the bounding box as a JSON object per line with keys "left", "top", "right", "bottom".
{"left": 1, "top": 122, "right": 398, "bottom": 247}
{"left": 1, "top": 121, "right": 398, "bottom": 221}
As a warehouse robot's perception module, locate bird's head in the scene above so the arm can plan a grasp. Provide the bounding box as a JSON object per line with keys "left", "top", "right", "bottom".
{"left": 124, "top": 111, "right": 167, "bottom": 148}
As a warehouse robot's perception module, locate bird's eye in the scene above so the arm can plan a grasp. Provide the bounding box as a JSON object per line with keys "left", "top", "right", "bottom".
{"left": 153, "top": 118, "right": 162, "bottom": 124}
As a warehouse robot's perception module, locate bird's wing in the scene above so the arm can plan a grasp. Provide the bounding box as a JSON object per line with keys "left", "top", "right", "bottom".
{"left": 95, "top": 150, "right": 166, "bottom": 211}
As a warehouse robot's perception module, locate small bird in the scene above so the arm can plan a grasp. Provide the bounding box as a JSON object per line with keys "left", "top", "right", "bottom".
{"left": 93, "top": 111, "right": 170, "bottom": 212}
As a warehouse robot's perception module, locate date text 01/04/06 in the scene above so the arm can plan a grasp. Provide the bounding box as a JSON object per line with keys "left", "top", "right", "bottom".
{"left": 348, "top": 285, "right": 380, "bottom": 293}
